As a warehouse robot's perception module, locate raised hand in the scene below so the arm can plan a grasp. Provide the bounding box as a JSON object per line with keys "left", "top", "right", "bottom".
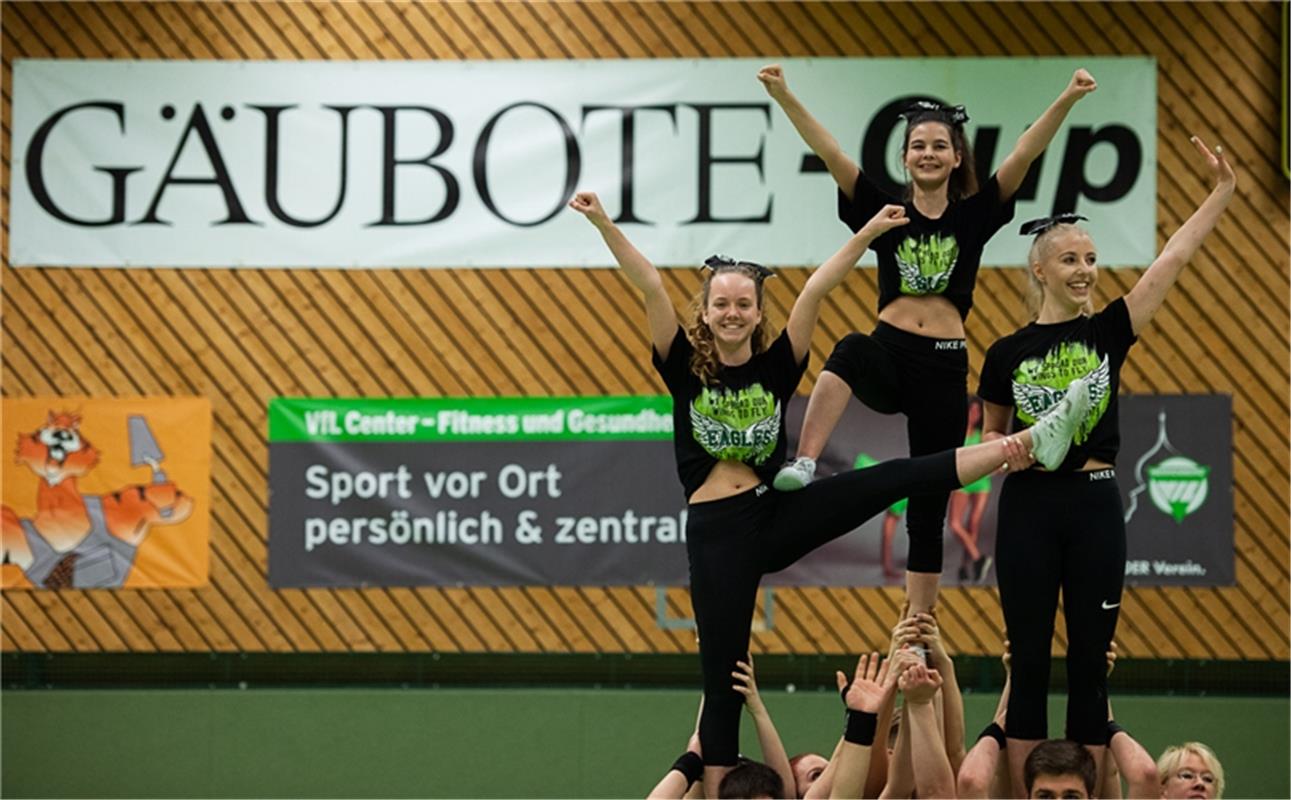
{"left": 836, "top": 652, "right": 894, "bottom": 714}
{"left": 732, "top": 655, "right": 767, "bottom": 715}
{"left": 860, "top": 204, "right": 909, "bottom": 238}
{"left": 1106, "top": 641, "right": 1118, "bottom": 677}
{"left": 568, "top": 191, "right": 610, "bottom": 227}
{"left": 898, "top": 662, "right": 943, "bottom": 705}
{"left": 756, "top": 64, "right": 788, "bottom": 100}
{"left": 1190, "top": 135, "right": 1236, "bottom": 191}
{"left": 890, "top": 616, "right": 925, "bottom": 654}
{"left": 889, "top": 644, "right": 925, "bottom": 680}
{"left": 912, "top": 612, "right": 951, "bottom": 670}
{"left": 1064, "top": 68, "right": 1098, "bottom": 101}
{"left": 1002, "top": 639, "right": 1012, "bottom": 675}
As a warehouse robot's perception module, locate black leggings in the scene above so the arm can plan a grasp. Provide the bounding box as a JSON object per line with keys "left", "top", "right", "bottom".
{"left": 995, "top": 469, "right": 1126, "bottom": 745}
{"left": 822, "top": 322, "right": 968, "bottom": 574}
{"left": 687, "top": 450, "right": 960, "bottom": 765}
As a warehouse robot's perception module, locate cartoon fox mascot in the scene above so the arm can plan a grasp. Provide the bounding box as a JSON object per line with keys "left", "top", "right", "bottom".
{"left": 1, "top": 411, "right": 193, "bottom": 589}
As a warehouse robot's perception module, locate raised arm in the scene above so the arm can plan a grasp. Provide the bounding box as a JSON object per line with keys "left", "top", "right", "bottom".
{"left": 757, "top": 64, "right": 862, "bottom": 199}
{"left": 1108, "top": 723, "right": 1160, "bottom": 799}
{"left": 732, "top": 656, "right": 795, "bottom": 796}
{"left": 569, "top": 191, "right": 680, "bottom": 359}
{"left": 648, "top": 727, "right": 705, "bottom": 799}
{"left": 863, "top": 664, "right": 900, "bottom": 798}
{"left": 918, "top": 613, "right": 967, "bottom": 775}
{"left": 828, "top": 653, "right": 896, "bottom": 800}
{"left": 1124, "top": 136, "right": 1236, "bottom": 335}
{"left": 958, "top": 645, "right": 1012, "bottom": 799}
{"left": 900, "top": 664, "right": 957, "bottom": 800}
{"left": 785, "top": 204, "right": 909, "bottom": 362}
{"left": 877, "top": 647, "right": 923, "bottom": 799}
{"left": 995, "top": 69, "right": 1098, "bottom": 200}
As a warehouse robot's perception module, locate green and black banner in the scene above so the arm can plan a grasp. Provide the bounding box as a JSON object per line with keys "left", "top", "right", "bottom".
{"left": 268, "top": 397, "right": 689, "bottom": 587}
{"left": 268, "top": 395, "right": 1233, "bottom": 588}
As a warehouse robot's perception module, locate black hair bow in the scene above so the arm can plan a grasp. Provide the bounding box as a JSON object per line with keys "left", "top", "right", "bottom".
{"left": 899, "top": 100, "right": 970, "bottom": 127}
{"left": 1019, "top": 213, "right": 1089, "bottom": 237}
{"left": 703, "top": 254, "right": 776, "bottom": 281}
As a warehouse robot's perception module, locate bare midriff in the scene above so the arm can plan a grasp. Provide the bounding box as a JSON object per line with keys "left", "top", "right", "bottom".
{"left": 1079, "top": 458, "right": 1115, "bottom": 471}
{"left": 689, "top": 460, "right": 762, "bottom": 504}
{"left": 878, "top": 295, "right": 965, "bottom": 340}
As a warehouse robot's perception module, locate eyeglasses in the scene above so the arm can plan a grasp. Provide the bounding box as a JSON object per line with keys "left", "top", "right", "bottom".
{"left": 899, "top": 100, "right": 970, "bottom": 126}
{"left": 703, "top": 254, "right": 775, "bottom": 281}
{"left": 1019, "top": 213, "right": 1089, "bottom": 237}
{"left": 1172, "top": 769, "right": 1216, "bottom": 785}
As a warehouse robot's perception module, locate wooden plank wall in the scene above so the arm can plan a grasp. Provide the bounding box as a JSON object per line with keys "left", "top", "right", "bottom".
{"left": 1, "top": 1, "right": 1286, "bottom": 662}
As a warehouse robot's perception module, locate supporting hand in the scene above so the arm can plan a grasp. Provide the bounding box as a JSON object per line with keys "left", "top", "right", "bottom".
{"left": 899, "top": 663, "right": 943, "bottom": 705}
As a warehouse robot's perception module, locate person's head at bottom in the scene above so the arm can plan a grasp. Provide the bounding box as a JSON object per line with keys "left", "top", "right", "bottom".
{"left": 788, "top": 753, "right": 827, "bottom": 798}
{"left": 719, "top": 759, "right": 785, "bottom": 799}
{"left": 1157, "top": 741, "right": 1224, "bottom": 799}
{"left": 1025, "top": 739, "right": 1097, "bottom": 799}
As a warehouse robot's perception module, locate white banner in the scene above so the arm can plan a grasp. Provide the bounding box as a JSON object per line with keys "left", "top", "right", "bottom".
{"left": 11, "top": 57, "right": 1155, "bottom": 269}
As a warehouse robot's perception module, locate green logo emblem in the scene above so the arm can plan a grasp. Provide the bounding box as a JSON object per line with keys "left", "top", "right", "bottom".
{"left": 1126, "top": 411, "right": 1210, "bottom": 524}
{"left": 690, "top": 384, "right": 780, "bottom": 464}
{"left": 1147, "top": 456, "right": 1211, "bottom": 523}
{"left": 1012, "top": 345, "right": 1111, "bottom": 443}
{"left": 895, "top": 233, "right": 958, "bottom": 295}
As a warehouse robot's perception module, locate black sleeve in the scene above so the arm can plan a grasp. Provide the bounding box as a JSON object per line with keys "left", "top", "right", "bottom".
{"left": 976, "top": 338, "right": 1014, "bottom": 407}
{"left": 837, "top": 170, "right": 895, "bottom": 233}
{"left": 651, "top": 326, "right": 691, "bottom": 394}
{"left": 963, "top": 173, "right": 1018, "bottom": 242}
{"left": 1099, "top": 297, "right": 1139, "bottom": 351}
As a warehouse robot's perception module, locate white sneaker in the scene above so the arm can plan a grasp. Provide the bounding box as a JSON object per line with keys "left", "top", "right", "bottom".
{"left": 773, "top": 457, "right": 817, "bottom": 491}
{"left": 1029, "top": 376, "right": 1091, "bottom": 470}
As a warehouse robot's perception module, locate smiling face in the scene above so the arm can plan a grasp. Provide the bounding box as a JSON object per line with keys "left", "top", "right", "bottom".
{"left": 16, "top": 411, "right": 99, "bottom": 487}
{"left": 1032, "top": 226, "right": 1099, "bottom": 316}
{"left": 702, "top": 271, "right": 763, "bottom": 351}
{"left": 903, "top": 120, "right": 962, "bottom": 191}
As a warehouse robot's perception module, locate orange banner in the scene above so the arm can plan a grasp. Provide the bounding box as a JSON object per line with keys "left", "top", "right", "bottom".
{"left": 2, "top": 398, "right": 210, "bottom": 589}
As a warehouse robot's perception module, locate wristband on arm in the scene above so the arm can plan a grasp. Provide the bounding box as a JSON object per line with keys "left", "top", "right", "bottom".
{"left": 977, "top": 721, "right": 1007, "bottom": 750}
{"left": 671, "top": 751, "right": 705, "bottom": 788}
{"left": 843, "top": 709, "right": 878, "bottom": 746}
{"left": 1106, "top": 720, "right": 1128, "bottom": 745}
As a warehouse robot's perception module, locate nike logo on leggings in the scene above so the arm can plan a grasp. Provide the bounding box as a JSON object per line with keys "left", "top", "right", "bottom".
{"left": 1101, "top": 600, "right": 1120, "bottom": 610}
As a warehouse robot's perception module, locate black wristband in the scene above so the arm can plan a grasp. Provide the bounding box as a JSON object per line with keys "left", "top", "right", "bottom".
{"left": 843, "top": 709, "right": 878, "bottom": 746}
{"left": 672, "top": 751, "right": 704, "bottom": 787}
{"left": 1107, "top": 720, "right": 1128, "bottom": 745}
{"left": 978, "top": 721, "right": 1007, "bottom": 750}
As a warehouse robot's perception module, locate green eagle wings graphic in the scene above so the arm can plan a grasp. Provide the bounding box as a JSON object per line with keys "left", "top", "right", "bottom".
{"left": 1012, "top": 353, "right": 1111, "bottom": 444}
{"left": 895, "top": 234, "right": 959, "bottom": 295}
{"left": 689, "top": 399, "right": 782, "bottom": 464}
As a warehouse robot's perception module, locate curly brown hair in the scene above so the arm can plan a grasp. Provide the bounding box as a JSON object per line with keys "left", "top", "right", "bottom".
{"left": 686, "top": 261, "right": 774, "bottom": 386}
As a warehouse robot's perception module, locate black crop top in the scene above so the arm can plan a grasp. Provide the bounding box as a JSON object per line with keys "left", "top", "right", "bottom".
{"left": 978, "top": 298, "right": 1139, "bottom": 472}
{"left": 652, "top": 326, "right": 807, "bottom": 498}
{"left": 837, "top": 171, "right": 1016, "bottom": 320}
